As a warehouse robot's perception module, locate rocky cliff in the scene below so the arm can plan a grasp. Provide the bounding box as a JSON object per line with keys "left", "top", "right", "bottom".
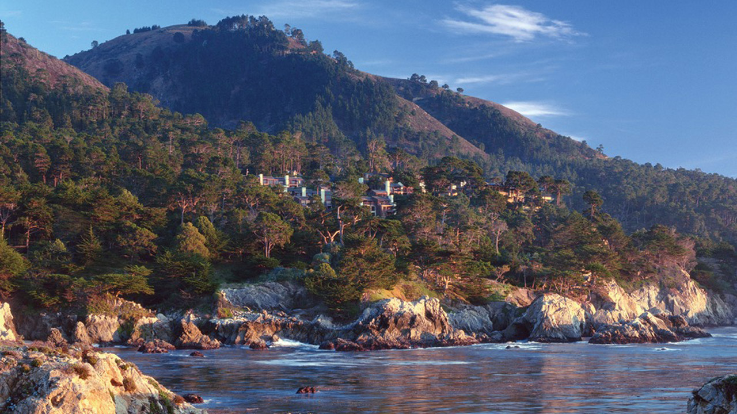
{"left": 0, "top": 302, "right": 204, "bottom": 413}
{"left": 688, "top": 374, "right": 737, "bottom": 414}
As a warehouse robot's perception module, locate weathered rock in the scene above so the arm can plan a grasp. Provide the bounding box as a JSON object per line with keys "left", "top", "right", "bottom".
{"left": 206, "top": 312, "right": 331, "bottom": 347}
{"left": 249, "top": 340, "right": 269, "bottom": 350}
{"left": 174, "top": 320, "right": 221, "bottom": 350}
{"left": 189, "top": 351, "right": 205, "bottom": 357}
{"left": 688, "top": 374, "right": 737, "bottom": 414}
{"left": 0, "top": 303, "right": 18, "bottom": 342}
{"left": 12, "top": 311, "right": 76, "bottom": 342}
{"left": 0, "top": 345, "right": 204, "bottom": 413}
{"left": 46, "top": 328, "right": 68, "bottom": 348}
{"left": 448, "top": 305, "right": 495, "bottom": 337}
{"left": 348, "top": 297, "right": 477, "bottom": 350}
{"left": 297, "top": 387, "right": 317, "bottom": 394}
{"left": 590, "top": 269, "right": 735, "bottom": 327}
{"left": 84, "top": 314, "right": 121, "bottom": 344}
{"left": 220, "top": 281, "right": 315, "bottom": 312}
{"left": 334, "top": 338, "right": 366, "bottom": 352}
{"left": 318, "top": 341, "right": 335, "bottom": 350}
{"left": 128, "top": 314, "right": 174, "bottom": 344}
{"left": 504, "top": 294, "right": 587, "bottom": 343}
{"left": 71, "top": 322, "right": 92, "bottom": 346}
{"left": 590, "top": 311, "right": 711, "bottom": 344}
{"left": 183, "top": 393, "right": 204, "bottom": 403}
{"left": 137, "top": 339, "right": 176, "bottom": 354}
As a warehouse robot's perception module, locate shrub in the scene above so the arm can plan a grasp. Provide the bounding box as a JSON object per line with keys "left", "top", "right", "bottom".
{"left": 123, "top": 377, "right": 137, "bottom": 392}
{"left": 73, "top": 364, "right": 91, "bottom": 379}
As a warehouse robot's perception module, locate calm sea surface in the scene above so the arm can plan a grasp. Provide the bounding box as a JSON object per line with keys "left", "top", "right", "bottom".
{"left": 104, "top": 327, "right": 737, "bottom": 413}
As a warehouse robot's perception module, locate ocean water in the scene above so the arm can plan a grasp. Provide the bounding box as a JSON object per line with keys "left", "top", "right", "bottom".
{"left": 104, "top": 328, "right": 737, "bottom": 413}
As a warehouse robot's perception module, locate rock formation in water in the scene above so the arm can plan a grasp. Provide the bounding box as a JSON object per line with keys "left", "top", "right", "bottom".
{"left": 503, "top": 294, "right": 588, "bottom": 343}
{"left": 590, "top": 311, "right": 710, "bottom": 344}
{"left": 333, "top": 296, "right": 477, "bottom": 350}
{"left": 688, "top": 374, "right": 737, "bottom": 414}
{"left": 0, "top": 302, "right": 204, "bottom": 413}
{"left": 6, "top": 269, "right": 734, "bottom": 351}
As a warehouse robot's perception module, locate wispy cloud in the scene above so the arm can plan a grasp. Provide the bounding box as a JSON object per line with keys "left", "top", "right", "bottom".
{"left": 0, "top": 10, "right": 22, "bottom": 18}
{"left": 444, "top": 51, "right": 506, "bottom": 64}
{"left": 501, "top": 101, "right": 571, "bottom": 117}
{"left": 455, "top": 72, "right": 541, "bottom": 85}
{"left": 442, "top": 4, "right": 584, "bottom": 42}
{"left": 53, "top": 21, "right": 102, "bottom": 32}
{"left": 255, "top": 0, "right": 361, "bottom": 19}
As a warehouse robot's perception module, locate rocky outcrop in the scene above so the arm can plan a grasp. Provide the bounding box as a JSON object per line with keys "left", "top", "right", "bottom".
{"left": 174, "top": 321, "right": 220, "bottom": 350}
{"left": 46, "top": 328, "right": 68, "bottom": 348}
{"left": 335, "top": 297, "right": 477, "bottom": 350}
{"left": 590, "top": 311, "right": 711, "bottom": 344}
{"left": 128, "top": 314, "right": 174, "bottom": 345}
{"left": 220, "top": 281, "right": 316, "bottom": 312}
{"left": 0, "top": 344, "right": 204, "bottom": 413}
{"left": 447, "top": 305, "right": 495, "bottom": 338}
{"left": 503, "top": 294, "right": 588, "bottom": 343}
{"left": 137, "top": 339, "right": 176, "bottom": 354}
{"left": 71, "top": 322, "right": 91, "bottom": 346}
{"left": 84, "top": 314, "right": 121, "bottom": 344}
{"left": 206, "top": 312, "right": 332, "bottom": 347}
{"left": 688, "top": 374, "right": 737, "bottom": 414}
{"left": 591, "top": 271, "right": 735, "bottom": 327}
{"left": 0, "top": 303, "right": 18, "bottom": 342}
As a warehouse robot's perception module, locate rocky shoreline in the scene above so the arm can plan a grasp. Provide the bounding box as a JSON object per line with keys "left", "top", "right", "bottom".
{"left": 0, "top": 272, "right": 733, "bottom": 411}
{"left": 0, "top": 303, "right": 204, "bottom": 413}
{"left": 688, "top": 374, "right": 737, "bottom": 414}
{"left": 10, "top": 270, "right": 734, "bottom": 353}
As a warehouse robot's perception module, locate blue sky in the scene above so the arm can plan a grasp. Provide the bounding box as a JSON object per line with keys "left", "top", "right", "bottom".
{"left": 2, "top": 1, "right": 737, "bottom": 176}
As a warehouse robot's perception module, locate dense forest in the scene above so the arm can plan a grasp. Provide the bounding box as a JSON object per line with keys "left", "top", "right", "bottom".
{"left": 62, "top": 16, "right": 737, "bottom": 248}
{"left": 3, "top": 25, "right": 735, "bottom": 320}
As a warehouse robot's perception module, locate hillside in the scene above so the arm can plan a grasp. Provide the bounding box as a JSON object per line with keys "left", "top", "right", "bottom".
{"left": 64, "top": 20, "right": 488, "bottom": 164}
{"left": 45, "top": 15, "right": 737, "bottom": 244}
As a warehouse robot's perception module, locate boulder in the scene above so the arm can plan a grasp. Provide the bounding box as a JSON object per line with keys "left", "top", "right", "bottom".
{"left": 347, "top": 297, "right": 477, "bottom": 350}
{"left": 448, "top": 305, "right": 495, "bottom": 337}
{"left": 0, "top": 345, "right": 203, "bottom": 413}
{"left": 590, "top": 311, "right": 711, "bottom": 344}
{"left": 688, "top": 374, "right": 737, "bottom": 414}
{"left": 46, "top": 327, "right": 68, "bottom": 348}
{"left": 220, "top": 281, "right": 314, "bottom": 312}
{"left": 174, "top": 320, "right": 221, "bottom": 350}
{"left": 183, "top": 393, "right": 204, "bottom": 404}
{"left": 297, "top": 387, "right": 317, "bottom": 394}
{"left": 128, "top": 314, "right": 174, "bottom": 344}
{"left": 137, "top": 339, "right": 176, "bottom": 354}
{"left": 504, "top": 294, "right": 587, "bottom": 343}
{"left": 71, "top": 321, "right": 92, "bottom": 346}
{"left": 0, "top": 303, "right": 18, "bottom": 342}
{"left": 249, "top": 340, "right": 269, "bottom": 350}
{"left": 84, "top": 314, "right": 122, "bottom": 344}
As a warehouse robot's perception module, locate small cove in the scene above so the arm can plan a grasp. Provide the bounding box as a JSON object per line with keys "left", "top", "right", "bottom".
{"left": 104, "top": 327, "right": 737, "bottom": 413}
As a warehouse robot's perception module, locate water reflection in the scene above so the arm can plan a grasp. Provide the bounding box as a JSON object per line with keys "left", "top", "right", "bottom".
{"left": 104, "top": 327, "right": 737, "bottom": 413}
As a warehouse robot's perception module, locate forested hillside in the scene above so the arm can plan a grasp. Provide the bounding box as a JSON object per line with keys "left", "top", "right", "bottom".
{"left": 61, "top": 16, "right": 737, "bottom": 246}
{"left": 65, "top": 17, "right": 487, "bottom": 164}
{"left": 3, "top": 27, "right": 734, "bottom": 318}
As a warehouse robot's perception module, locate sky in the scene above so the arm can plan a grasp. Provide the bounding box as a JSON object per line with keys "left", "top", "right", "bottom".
{"left": 2, "top": 1, "right": 737, "bottom": 176}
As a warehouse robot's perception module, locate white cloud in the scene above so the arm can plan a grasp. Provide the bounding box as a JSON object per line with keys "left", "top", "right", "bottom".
{"left": 501, "top": 101, "right": 571, "bottom": 117}
{"left": 442, "top": 4, "right": 583, "bottom": 42}
{"left": 0, "top": 10, "right": 22, "bottom": 18}
{"left": 256, "top": 0, "right": 360, "bottom": 19}
{"left": 455, "top": 72, "right": 534, "bottom": 85}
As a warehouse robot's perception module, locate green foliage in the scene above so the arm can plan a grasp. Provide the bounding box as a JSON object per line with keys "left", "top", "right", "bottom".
{"left": 305, "top": 262, "right": 359, "bottom": 309}
{"left": 176, "top": 222, "right": 210, "bottom": 259}
{"left": 0, "top": 238, "right": 28, "bottom": 296}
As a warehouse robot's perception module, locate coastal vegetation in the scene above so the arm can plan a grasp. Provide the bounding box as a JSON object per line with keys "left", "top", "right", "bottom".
{"left": 1, "top": 18, "right": 737, "bottom": 319}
